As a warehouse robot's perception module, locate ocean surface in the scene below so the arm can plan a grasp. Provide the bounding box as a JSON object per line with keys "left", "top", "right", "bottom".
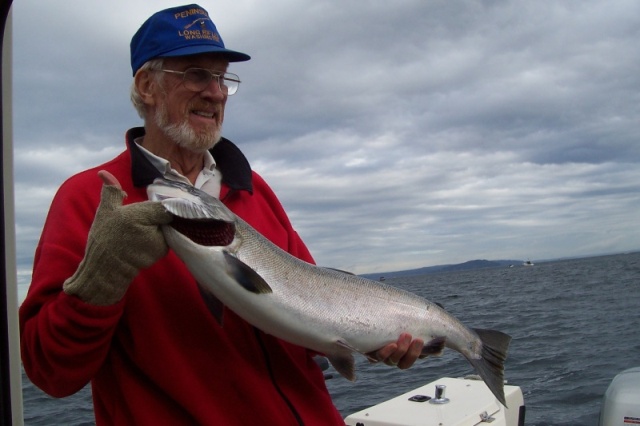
{"left": 20, "top": 252, "right": 640, "bottom": 425}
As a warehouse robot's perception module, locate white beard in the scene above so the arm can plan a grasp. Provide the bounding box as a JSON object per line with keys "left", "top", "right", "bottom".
{"left": 154, "top": 102, "right": 222, "bottom": 153}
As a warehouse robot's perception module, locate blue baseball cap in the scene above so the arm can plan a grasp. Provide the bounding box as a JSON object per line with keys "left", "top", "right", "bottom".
{"left": 130, "top": 4, "right": 251, "bottom": 76}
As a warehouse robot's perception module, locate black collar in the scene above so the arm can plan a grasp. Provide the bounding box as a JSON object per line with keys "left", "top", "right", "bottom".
{"left": 127, "top": 127, "right": 253, "bottom": 194}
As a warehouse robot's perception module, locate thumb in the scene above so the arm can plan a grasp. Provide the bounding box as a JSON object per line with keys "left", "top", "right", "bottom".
{"left": 97, "top": 172, "right": 127, "bottom": 212}
{"left": 98, "top": 170, "right": 122, "bottom": 189}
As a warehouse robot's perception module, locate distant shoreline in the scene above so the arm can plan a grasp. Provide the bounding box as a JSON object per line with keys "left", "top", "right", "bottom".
{"left": 361, "top": 250, "right": 640, "bottom": 280}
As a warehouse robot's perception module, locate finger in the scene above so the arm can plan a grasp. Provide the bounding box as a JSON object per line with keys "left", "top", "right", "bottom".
{"left": 98, "top": 170, "right": 122, "bottom": 189}
{"left": 369, "top": 342, "right": 396, "bottom": 364}
{"left": 397, "top": 339, "right": 424, "bottom": 370}
{"left": 386, "top": 333, "right": 412, "bottom": 366}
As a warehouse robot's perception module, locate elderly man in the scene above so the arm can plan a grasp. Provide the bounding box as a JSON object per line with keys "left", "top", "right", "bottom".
{"left": 20, "top": 4, "right": 423, "bottom": 425}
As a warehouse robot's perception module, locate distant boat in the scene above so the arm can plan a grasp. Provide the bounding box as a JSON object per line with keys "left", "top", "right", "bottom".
{"left": 379, "top": 276, "right": 386, "bottom": 282}
{"left": 523, "top": 260, "right": 534, "bottom": 266}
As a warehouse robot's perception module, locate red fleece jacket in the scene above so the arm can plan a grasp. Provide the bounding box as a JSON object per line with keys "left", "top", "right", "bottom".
{"left": 20, "top": 132, "right": 344, "bottom": 425}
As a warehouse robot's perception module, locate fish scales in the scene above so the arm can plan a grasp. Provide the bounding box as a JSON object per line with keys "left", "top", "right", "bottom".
{"left": 147, "top": 179, "right": 512, "bottom": 406}
{"left": 237, "top": 221, "right": 467, "bottom": 349}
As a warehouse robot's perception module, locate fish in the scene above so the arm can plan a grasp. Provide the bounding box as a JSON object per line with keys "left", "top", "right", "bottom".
{"left": 147, "top": 178, "right": 512, "bottom": 406}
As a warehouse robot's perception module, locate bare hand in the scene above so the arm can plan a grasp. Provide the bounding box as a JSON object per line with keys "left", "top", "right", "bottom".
{"left": 368, "top": 333, "right": 424, "bottom": 369}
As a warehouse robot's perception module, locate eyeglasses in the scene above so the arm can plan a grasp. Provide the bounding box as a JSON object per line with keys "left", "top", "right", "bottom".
{"left": 159, "top": 68, "right": 241, "bottom": 95}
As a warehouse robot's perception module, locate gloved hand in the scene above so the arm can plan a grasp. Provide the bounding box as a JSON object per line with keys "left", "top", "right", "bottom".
{"left": 63, "top": 172, "right": 173, "bottom": 305}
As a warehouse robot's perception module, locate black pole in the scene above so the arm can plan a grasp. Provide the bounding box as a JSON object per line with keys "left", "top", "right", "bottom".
{"left": 1, "top": 1, "right": 16, "bottom": 424}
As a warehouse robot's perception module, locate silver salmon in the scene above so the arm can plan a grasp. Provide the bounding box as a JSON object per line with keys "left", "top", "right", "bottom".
{"left": 147, "top": 179, "right": 512, "bottom": 406}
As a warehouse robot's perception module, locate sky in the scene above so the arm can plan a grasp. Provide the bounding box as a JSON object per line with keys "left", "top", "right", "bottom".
{"left": 8, "top": 0, "right": 640, "bottom": 301}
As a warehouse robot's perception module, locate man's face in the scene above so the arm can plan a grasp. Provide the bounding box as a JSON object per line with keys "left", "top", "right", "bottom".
{"left": 153, "top": 54, "right": 230, "bottom": 153}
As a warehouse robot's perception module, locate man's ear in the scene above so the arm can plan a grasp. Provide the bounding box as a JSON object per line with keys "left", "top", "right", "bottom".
{"left": 135, "top": 70, "right": 158, "bottom": 106}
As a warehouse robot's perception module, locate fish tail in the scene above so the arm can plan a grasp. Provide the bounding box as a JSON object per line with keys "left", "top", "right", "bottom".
{"left": 468, "top": 328, "right": 512, "bottom": 407}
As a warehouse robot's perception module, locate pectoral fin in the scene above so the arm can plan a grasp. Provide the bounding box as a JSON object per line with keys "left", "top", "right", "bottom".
{"left": 223, "top": 251, "right": 273, "bottom": 294}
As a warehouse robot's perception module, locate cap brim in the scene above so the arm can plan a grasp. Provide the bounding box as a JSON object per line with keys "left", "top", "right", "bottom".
{"left": 158, "top": 45, "right": 251, "bottom": 62}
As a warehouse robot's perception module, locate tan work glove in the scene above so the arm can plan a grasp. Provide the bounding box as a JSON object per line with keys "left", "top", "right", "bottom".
{"left": 63, "top": 179, "right": 172, "bottom": 305}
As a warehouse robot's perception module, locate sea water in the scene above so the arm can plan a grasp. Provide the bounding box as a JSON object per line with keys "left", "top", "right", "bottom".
{"left": 20, "top": 252, "right": 640, "bottom": 425}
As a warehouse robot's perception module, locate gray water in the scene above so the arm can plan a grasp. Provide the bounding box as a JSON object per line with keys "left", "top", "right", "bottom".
{"left": 21, "top": 252, "right": 640, "bottom": 425}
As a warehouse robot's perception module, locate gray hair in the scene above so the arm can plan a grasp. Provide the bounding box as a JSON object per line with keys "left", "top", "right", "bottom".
{"left": 130, "top": 58, "right": 165, "bottom": 118}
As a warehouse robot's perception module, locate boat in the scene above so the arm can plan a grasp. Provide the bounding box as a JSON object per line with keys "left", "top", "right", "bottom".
{"left": 2, "top": 5, "right": 26, "bottom": 425}
{"left": 343, "top": 365, "right": 640, "bottom": 426}
{"left": 522, "top": 260, "right": 534, "bottom": 266}
{"left": 598, "top": 367, "right": 640, "bottom": 426}
{"left": 344, "top": 375, "right": 525, "bottom": 426}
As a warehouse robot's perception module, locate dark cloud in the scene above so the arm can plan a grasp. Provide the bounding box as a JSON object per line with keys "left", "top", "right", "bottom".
{"left": 10, "top": 0, "right": 640, "bottom": 300}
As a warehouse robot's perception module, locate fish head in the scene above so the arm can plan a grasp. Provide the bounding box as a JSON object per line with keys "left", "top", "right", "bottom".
{"left": 147, "top": 178, "right": 236, "bottom": 247}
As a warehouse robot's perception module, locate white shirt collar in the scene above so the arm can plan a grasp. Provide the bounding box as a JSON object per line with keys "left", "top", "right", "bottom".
{"left": 134, "top": 138, "right": 221, "bottom": 197}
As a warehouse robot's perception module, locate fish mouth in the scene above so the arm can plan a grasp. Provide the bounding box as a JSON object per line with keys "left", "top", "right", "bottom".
{"left": 169, "top": 215, "right": 236, "bottom": 247}
{"left": 147, "top": 178, "right": 237, "bottom": 247}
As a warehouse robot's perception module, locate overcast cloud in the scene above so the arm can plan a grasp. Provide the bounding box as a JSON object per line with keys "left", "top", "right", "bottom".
{"left": 9, "top": 0, "right": 640, "bottom": 301}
